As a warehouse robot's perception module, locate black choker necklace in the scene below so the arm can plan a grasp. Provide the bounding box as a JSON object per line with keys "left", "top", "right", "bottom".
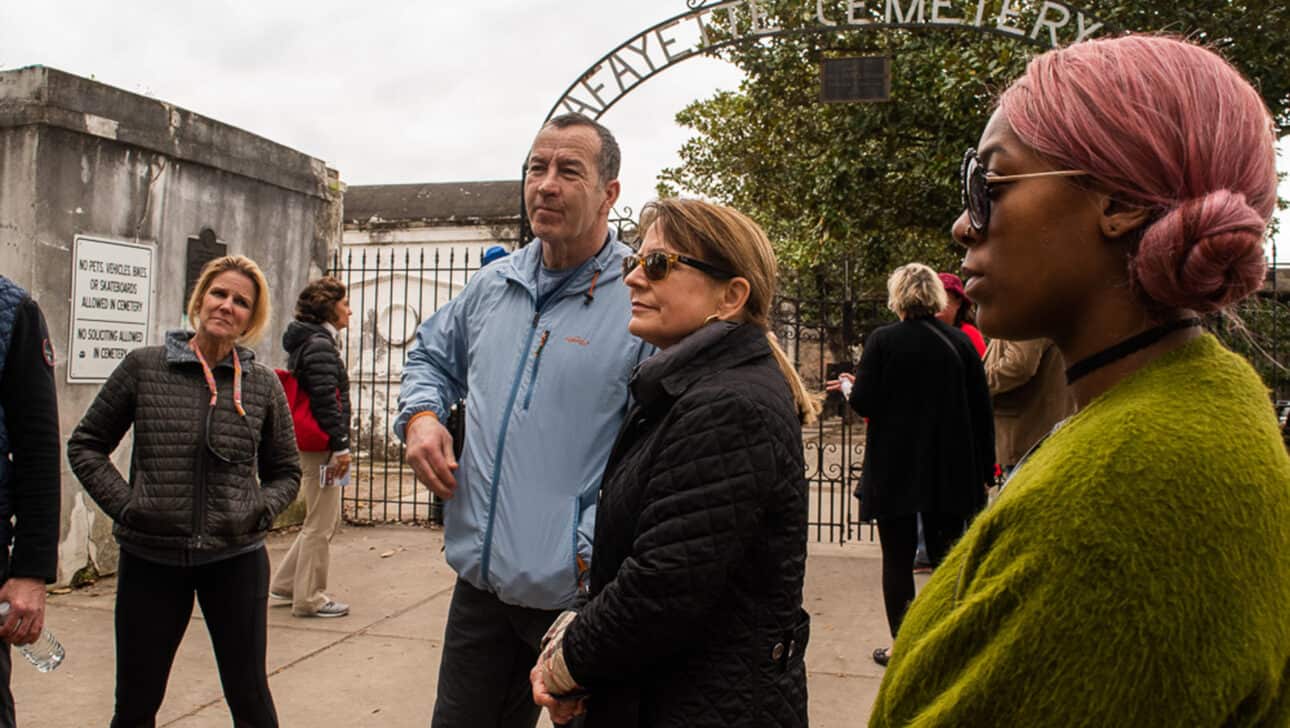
{"left": 1064, "top": 317, "right": 1202, "bottom": 384}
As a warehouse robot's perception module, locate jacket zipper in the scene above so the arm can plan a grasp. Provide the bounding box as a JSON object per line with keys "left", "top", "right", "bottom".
{"left": 193, "top": 393, "right": 211, "bottom": 550}
{"left": 479, "top": 252, "right": 603, "bottom": 585}
{"left": 479, "top": 310, "right": 541, "bottom": 582}
{"left": 523, "top": 330, "right": 551, "bottom": 411}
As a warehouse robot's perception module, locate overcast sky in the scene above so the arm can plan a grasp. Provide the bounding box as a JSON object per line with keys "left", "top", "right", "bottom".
{"left": 2, "top": 0, "right": 1286, "bottom": 261}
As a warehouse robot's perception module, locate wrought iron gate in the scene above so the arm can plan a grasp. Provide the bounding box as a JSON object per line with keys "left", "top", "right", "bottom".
{"left": 326, "top": 246, "right": 479, "bottom": 526}
{"left": 772, "top": 272, "right": 891, "bottom": 544}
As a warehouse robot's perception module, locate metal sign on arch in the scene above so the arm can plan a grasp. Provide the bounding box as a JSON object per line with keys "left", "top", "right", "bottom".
{"left": 547, "top": 0, "right": 1107, "bottom": 122}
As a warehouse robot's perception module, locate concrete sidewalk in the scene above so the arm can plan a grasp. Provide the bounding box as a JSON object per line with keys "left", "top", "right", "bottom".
{"left": 14, "top": 525, "right": 896, "bottom": 727}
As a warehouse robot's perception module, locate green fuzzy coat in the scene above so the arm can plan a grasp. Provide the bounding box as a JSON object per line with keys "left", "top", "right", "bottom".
{"left": 870, "top": 335, "right": 1290, "bottom": 727}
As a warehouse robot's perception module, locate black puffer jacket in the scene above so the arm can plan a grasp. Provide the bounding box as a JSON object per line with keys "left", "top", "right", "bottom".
{"left": 563, "top": 322, "right": 810, "bottom": 728}
{"left": 68, "top": 331, "right": 301, "bottom": 563}
{"left": 283, "top": 320, "right": 351, "bottom": 451}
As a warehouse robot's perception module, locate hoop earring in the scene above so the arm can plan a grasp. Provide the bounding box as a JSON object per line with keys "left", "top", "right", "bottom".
{"left": 704, "top": 313, "right": 721, "bottom": 325}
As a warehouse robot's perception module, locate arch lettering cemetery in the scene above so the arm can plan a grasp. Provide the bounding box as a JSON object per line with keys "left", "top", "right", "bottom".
{"left": 551, "top": 0, "right": 1104, "bottom": 120}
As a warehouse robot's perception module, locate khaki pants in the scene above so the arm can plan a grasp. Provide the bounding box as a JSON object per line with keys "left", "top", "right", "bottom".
{"left": 270, "top": 450, "right": 341, "bottom": 616}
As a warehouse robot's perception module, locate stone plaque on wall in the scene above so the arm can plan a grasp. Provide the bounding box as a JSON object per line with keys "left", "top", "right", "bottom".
{"left": 185, "top": 228, "right": 227, "bottom": 315}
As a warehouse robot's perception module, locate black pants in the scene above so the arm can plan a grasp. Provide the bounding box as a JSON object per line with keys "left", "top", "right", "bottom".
{"left": 876, "top": 513, "right": 965, "bottom": 638}
{"left": 0, "top": 622, "right": 11, "bottom": 728}
{"left": 111, "top": 547, "right": 277, "bottom": 728}
{"left": 0, "top": 561, "right": 15, "bottom": 728}
{"left": 432, "top": 578, "right": 575, "bottom": 728}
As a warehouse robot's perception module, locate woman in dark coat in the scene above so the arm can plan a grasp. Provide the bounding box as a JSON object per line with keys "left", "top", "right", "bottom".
{"left": 530, "top": 198, "right": 820, "bottom": 728}
{"left": 68, "top": 255, "right": 301, "bottom": 727}
{"left": 831, "top": 262, "right": 993, "bottom": 667}
{"left": 269, "top": 276, "right": 353, "bottom": 618}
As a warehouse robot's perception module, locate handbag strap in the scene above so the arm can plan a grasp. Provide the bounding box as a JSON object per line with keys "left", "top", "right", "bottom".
{"left": 918, "top": 319, "right": 965, "bottom": 378}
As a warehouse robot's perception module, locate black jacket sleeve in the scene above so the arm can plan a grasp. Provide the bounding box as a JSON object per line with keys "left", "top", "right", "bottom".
{"left": 1, "top": 299, "right": 61, "bottom": 582}
{"left": 296, "top": 336, "right": 350, "bottom": 451}
{"left": 66, "top": 351, "right": 139, "bottom": 522}
{"left": 849, "top": 327, "right": 886, "bottom": 418}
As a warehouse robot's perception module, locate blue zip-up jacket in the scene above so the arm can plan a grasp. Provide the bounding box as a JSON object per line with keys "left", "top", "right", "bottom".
{"left": 394, "top": 234, "right": 650, "bottom": 610}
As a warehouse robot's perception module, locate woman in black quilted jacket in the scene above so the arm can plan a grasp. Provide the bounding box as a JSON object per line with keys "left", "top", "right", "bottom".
{"left": 531, "top": 198, "right": 819, "bottom": 728}
{"left": 68, "top": 255, "right": 300, "bottom": 728}
{"left": 269, "top": 276, "right": 353, "bottom": 618}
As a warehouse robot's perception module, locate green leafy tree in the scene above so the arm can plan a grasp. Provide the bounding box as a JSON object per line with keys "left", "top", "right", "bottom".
{"left": 660, "top": 0, "right": 1290, "bottom": 299}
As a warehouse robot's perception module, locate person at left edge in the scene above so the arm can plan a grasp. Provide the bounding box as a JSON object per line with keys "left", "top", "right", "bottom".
{"left": 0, "top": 276, "right": 61, "bottom": 728}
{"left": 396, "top": 113, "right": 651, "bottom": 728}
{"left": 68, "top": 255, "right": 301, "bottom": 728}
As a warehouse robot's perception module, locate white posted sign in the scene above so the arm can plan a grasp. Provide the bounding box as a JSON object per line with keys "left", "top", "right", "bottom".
{"left": 68, "top": 236, "right": 155, "bottom": 383}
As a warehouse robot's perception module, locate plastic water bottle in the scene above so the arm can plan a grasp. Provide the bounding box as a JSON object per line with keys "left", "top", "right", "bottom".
{"left": 0, "top": 602, "right": 64, "bottom": 672}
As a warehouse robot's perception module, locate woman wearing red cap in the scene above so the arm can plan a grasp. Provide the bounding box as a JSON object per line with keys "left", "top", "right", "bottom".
{"left": 935, "top": 272, "right": 985, "bottom": 357}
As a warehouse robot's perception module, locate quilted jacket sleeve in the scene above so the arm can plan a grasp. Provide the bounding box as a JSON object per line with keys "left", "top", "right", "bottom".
{"left": 297, "top": 335, "right": 350, "bottom": 451}
{"left": 2, "top": 299, "right": 61, "bottom": 582}
{"left": 67, "top": 351, "right": 140, "bottom": 520}
{"left": 562, "top": 391, "right": 774, "bottom": 684}
{"left": 257, "top": 366, "right": 302, "bottom": 520}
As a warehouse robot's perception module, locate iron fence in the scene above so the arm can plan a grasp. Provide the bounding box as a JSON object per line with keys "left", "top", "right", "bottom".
{"left": 326, "top": 246, "right": 482, "bottom": 526}
{"left": 771, "top": 272, "right": 893, "bottom": 544}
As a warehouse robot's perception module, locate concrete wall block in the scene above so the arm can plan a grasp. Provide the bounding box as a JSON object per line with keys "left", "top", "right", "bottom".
{"left": 0, "top": 66, "right": 342, "bottom": 584}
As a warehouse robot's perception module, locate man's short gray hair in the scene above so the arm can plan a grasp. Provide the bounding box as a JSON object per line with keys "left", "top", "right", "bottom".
{"left": 542, "top": 113, "right": 621, "bottom": 184}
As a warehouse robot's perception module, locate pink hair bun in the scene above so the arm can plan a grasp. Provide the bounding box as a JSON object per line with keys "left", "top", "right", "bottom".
{"left": 1132, "top": 191, "right": 1267, "bottom": 313}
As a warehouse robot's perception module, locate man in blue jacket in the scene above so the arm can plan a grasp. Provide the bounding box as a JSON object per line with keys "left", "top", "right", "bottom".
{"left": 395, "top": 114, "right": 649, "bottom": 728}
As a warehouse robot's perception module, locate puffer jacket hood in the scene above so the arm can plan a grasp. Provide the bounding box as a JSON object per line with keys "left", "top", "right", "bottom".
{"left": 163, "top": 328, "right": 257, "bottom": 365}
{"left": 281, "top": 319, "right": 351, "bottom": 451}
{"left": 282, "top": 320, "right": 330, "bottom": 363}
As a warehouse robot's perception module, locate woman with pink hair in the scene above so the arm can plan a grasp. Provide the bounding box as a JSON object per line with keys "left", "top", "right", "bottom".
{"left": 870, "top": 36, "right": 1290, "bottom": 726}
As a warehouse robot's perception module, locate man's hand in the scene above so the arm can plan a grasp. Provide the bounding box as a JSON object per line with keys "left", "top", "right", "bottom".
{"left": 328, "top": 451, "right": 352, "bottom": 480}
{"left": 404, "top": 414, "right": 458, "bottom": 499}
{"left": 825, "top": 372, "right": 855, "bottom": 399}
{"left": 530, "top": 662, "right": 587, "bottom": 725}
{"left": 0, "top": 577, "right": 46, "bottom": 646}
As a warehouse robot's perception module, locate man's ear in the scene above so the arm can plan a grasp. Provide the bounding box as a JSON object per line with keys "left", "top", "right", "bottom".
{"left": 600, "top": 179, "right": 621, "bottom": 217}
{"left": 1100, "top": 195, "right": 1153, "bottom": 241}
{"left": 717, "top": 277, "right": 751, "bottom": 319}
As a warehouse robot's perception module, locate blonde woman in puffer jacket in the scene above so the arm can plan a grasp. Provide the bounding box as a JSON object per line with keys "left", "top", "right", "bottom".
{"left": 69, "top": 255, "right": 300, "bottom": 728}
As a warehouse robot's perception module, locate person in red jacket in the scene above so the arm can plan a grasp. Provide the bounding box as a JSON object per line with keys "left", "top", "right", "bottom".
{"left": 936, "top": 272, "right": 985, "bottom": 357}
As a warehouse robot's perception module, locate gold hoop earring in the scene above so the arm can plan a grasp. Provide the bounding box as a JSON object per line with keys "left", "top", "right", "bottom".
{"left": 704, "top": 313, "right": 721, "bottom": 325}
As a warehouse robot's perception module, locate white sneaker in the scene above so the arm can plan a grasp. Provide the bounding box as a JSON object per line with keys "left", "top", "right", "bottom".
{"left": 306, "top": 600, "right": 350, "bottom": 618}
{"left": 269, "top": 591, "right": 291, "bottom": 601}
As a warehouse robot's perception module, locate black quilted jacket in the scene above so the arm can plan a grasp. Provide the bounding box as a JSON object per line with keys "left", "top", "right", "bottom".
{"left": 563, "top": 322, "right": 810, "bottom": 728}
{"left": 68, "top": 331, "right": 301, "bottom": 563}
{"left": 283, "top": 320, "right": 351, "bottom": 451}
